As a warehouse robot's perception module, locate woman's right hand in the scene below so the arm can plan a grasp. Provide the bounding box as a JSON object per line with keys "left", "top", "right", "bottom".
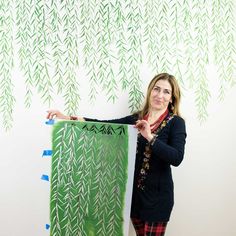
{"left": 46, "top": 110, "right": 70, "bottom": 120}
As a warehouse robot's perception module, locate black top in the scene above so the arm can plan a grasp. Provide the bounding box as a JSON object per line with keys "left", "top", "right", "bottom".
{"left": 85, "top": 114, "right": 187, "bottom": 222}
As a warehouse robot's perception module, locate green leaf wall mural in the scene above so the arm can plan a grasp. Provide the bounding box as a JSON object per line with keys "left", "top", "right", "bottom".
{"left": 50, "top": 121, "right": 133, "bottom": 236}
{"left": 0, "top": 0, "right": 235, "bottom": 130}
{"left": 0, "top": 0, "right": 15, "bottom": 130}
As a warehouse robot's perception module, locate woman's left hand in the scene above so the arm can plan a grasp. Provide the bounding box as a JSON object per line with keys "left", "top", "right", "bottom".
{"left": 135, "top": 120, "right": 154, "bottom": 142}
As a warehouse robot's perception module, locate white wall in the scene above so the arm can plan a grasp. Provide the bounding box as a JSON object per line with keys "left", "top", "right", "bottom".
{"left": 0, "top": 64, "right": 236, "bottom": 236}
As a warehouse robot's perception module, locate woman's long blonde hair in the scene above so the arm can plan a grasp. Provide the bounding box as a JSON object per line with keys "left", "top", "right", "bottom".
{"left": 138, "top": 73, "right": 181, "bottom": 118}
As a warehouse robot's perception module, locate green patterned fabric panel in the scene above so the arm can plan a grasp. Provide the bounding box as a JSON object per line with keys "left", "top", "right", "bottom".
{"left": 50, "top": 121, "right": 129, "bottom": 236}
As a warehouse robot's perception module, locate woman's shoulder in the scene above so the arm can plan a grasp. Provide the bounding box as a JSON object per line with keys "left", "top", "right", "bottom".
{"left": 172, "top": 115, "right": 185, "bottom": 123}
{"left": 169, "top": 115, "right": 186, "bottom": 131}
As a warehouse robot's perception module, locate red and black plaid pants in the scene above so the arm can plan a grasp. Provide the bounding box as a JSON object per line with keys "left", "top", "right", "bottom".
{"left": 131, "top": 218, "right": 167, "bottom": 236}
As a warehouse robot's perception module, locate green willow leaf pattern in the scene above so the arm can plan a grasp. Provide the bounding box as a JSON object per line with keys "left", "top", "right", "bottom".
{"left": 114, "top": 0, "right": 129, "bottom": 90}
{"left": 143, "top": 0, "right": 161, "bottom": 75}
{"left": 168, "top": 0, "right": 185, "bottom": 86}
{"left": 50, "top": 121, "right": 129, "bottom": 236}
{"left": 0, "top": 0, "right": 236, "bottom": 129}
{"left": 192, "top": 0, "right": 211, "bottom": 122}
{"left": 31, "top": 0, "right": 53, "bottom": 106}
{"left": 97, "top": 1, "right": 118, "bottom": 103}
{"left": 211, "top": 0, "right": 236, "bottom": 101}
{"left": 49, "top": 0, "right": 66, "bottom": 95}
{"left": 126, "top": 0, "right": 144, "bottom": 112}
{"left": 61, "top": 0, "right": 80, "bottom": 115}
{"left": 183, "top": 0, "right": 196, "bottom": 88}
{"left": 155, "top": 1, "right": 172, "bottom": 74}
{"left": 0, "top": 0, "right": 15, "bottom": 130}
{"left": 80, "top": 0, "right": 99, "bottom": 104}
{"left": 16, "top": 0, "right": 34, "bottom": 108}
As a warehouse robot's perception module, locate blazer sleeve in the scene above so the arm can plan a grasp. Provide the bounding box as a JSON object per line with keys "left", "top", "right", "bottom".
{"left": 84, "top": 115, "right": 137, "bottom": 125}
{"left": 152, "top": 116, "right": 187, "bottom": 167}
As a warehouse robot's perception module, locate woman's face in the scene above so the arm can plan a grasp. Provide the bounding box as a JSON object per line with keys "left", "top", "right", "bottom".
{"left": 149, "top": 79, "right": 172, "bottom": 111}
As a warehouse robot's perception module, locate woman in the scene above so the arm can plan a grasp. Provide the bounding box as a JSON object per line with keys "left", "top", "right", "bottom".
{"left": 47, "top": 73, "right": 187, "bottom": 236}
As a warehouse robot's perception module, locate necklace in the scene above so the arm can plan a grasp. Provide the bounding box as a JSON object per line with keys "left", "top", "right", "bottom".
{"left": 137, "top": 110, "right": 174, "bottom": 190}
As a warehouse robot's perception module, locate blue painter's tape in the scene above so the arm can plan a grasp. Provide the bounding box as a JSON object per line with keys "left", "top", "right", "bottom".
{"left": 42, "top": 150, "right": 52, "bottom": 157}
{"left": 45, "top": 119, "right": 55, "bottom": 125}
{"left": 41, "top": 175, "right": 49, "bottom": 181}
{"left": 45, "top": 224, "right": 50, "bottom": 230}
